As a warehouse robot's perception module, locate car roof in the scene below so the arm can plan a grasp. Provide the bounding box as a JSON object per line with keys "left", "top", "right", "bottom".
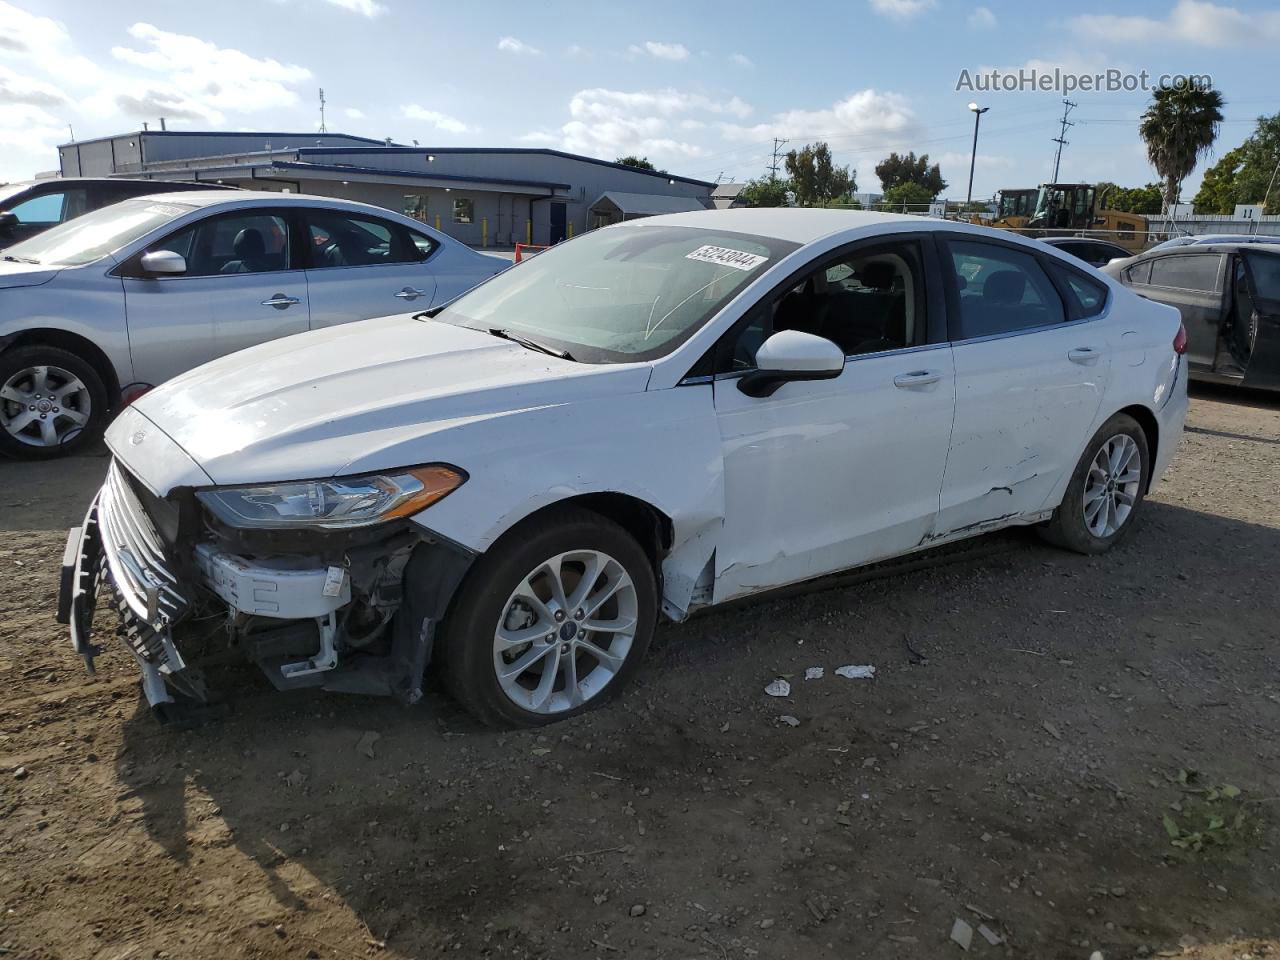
{"left": 122, "top": 189, "right": 437, "bottom": 225}
{"left": 633, "top": 208, "right": 922, "bottom": 244}
{"left": 1040, "top": 236, "right": 1124, "bottom": 246}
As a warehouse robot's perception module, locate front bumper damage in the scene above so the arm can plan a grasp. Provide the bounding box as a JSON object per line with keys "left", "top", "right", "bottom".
{"left": 57, "top": 460, "right": 473, "bottom": 720}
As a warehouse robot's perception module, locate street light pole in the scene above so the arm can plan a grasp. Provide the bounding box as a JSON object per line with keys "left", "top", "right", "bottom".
{"left": 966, "top": 102, "right": 989, "bottom": 207}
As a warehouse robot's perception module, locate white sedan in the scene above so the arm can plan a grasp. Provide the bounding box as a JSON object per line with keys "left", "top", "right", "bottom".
{"left": 0, "top": 190, "right": 503, "bottom": 458}
{"left": 60, "top": 209, "right": 1188, "bottom": 727}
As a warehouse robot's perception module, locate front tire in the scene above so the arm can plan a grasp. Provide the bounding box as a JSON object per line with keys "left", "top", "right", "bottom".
{"left": 1040, "top": 413, "right": 1150, "bottom": 555}
{"left": 0, "top": 345, "right": 109, "bottom": 460}
{"left": 438, "top": 507, "right": 658, "bottom": 728}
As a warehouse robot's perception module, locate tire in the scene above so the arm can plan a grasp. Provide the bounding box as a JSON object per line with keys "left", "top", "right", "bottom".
{"left": 1039, "top": 413, "right": 1150, "bottom": 555}
{"left": 0, "top": 345, "right": 109, "bottom": 460}
{"left": 438, "top": 506, "right": 658, "bottom": 728}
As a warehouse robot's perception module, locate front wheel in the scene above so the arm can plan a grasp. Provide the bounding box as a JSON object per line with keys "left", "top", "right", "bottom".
{"left": 0, "top": 345, "right": 109, "bottom": 460}
{"left": 437, "top": 507, "right": 657, "bottom": 728}
{"left": 1039, "top": 413, "right": 1150, "bottom": 555}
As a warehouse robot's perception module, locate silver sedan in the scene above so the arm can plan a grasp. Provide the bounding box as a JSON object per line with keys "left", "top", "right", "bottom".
{"left": 0, "top": 190, "right": 504, "bottom": 459}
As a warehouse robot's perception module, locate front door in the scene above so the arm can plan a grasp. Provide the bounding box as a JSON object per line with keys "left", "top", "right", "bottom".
{"left": 1241, "top": 249, "right": 1280, "bottom": 392}
{"left": 936, "top": 237, "right": 1111, "bottom": 538}
{"left": 301, "top": 209, "right": 438, "bottom": 329}
{"left": 549, "top": 202, "right": 567, "bottom": 244}
{"left": 121, "top": 209, "right": 309, "bottom": 386}
{"left": 712, "top": 237, "right": 955, "bottom": 602}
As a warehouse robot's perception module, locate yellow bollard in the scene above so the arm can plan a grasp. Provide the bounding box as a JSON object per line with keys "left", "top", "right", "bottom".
{"left": 481, "top": 218, "right": 488, "bottom": 247}
{"left": 526, "top": 219, "right": 532, "bottom": 245}
{"left": 434, "top": 213, "right": 441, "bottom": 231}
{"left": 567, "top": 222, "right": 574, "bottom": 239}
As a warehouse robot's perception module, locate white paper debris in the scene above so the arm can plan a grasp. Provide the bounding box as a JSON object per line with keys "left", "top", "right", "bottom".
{"left": 778, "top": 715, "right": 800, "bottom": 727}
{"left": 805, "top": 667, "right": 825, "bottom": 681}
{"left": 835, "top": 664, "right": 876, "bottom": 680}
{"left": 764, "top": 678, "right": 791, "bottom": 698}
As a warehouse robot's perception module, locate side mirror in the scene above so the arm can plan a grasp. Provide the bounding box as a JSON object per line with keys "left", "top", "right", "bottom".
{"left": 139, "top": 249, "right": 187, "bottom": 275}
{"left": 0, "top": 211, "right": 16, "bottom": 232}
{"left": 739, "top": 330, "right": 845, "bottom": 398}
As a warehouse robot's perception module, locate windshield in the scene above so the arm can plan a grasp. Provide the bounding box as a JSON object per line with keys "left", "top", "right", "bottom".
{"left": 435, "top": 224, "right": 799, "bottom": 363}
{"left": 3, "top": 198, "right": 195, "bottom": 266}
{"left": 0, "top": 182, "right": 34, "bottom": 209}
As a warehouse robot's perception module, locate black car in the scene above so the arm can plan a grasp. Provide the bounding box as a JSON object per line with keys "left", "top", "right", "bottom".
{"left": 0, "top": 178, "right": 235, "bottom": 249}
{"left": 1039, "top": 236, "right": 1134, "bottom": 268}
{"left": 1104, "top": 242, "right": 1280, "bottom": 392}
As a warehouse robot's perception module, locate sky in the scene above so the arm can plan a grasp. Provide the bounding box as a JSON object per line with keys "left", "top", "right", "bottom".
{"left": 1, "top": 0, "right": 1277, "bottom": 198}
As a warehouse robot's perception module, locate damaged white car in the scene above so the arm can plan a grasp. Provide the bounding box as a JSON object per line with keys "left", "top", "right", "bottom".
{"left": 59, "top": 210, "right": 1189, "bottom": 727}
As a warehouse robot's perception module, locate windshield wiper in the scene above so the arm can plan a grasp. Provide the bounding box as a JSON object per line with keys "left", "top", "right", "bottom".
{"left": 487, "top": 327, "right": 575, "bottom": 361}
{"left": 2, "top": 255, "right": 39, "bottom": 264}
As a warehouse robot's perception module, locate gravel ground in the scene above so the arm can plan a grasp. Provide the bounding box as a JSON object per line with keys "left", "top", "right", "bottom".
{"left": 1, "top": 385, "right": 1278, "bottom": 960}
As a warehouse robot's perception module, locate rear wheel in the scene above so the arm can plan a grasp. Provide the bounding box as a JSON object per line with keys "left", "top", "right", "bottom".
{"left": 1039, "top": 413, "right": 1150, "bottom": 555}
{"left": 438, "top": 507, "right": 657, "bottom": 728}
{"left": 0, "top": 345, "right": 108, "bottom": 460}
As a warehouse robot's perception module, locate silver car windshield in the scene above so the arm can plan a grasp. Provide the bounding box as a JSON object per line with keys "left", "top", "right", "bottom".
{"left": 435, "top": 224, "right": 799, "bottom": 363}
{"left": 3, "top": 198, "right": 196, "bottom": 266}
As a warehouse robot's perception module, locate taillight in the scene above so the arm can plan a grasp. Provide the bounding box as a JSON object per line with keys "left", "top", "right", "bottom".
{"left": 1172, "top": 322, "right": 1188, "bottom": 355}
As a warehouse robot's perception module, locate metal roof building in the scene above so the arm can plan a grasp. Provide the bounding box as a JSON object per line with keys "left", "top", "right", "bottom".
{"left": 57, "top": 130, "right": 715, "bottom": 247}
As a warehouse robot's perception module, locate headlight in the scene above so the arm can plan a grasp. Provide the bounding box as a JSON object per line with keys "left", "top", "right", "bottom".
{"left": 196, "top": 465, "right": 466, "bottom": 530}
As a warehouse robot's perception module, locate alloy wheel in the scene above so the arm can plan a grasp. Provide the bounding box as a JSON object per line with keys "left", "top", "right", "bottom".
{"left": 493, "top": 549, "right": 638, "bottom": 715}
{"left": 0, "top": 364, "right": 92, "bottom": 448}
{"left": 1082, "top": 434, "right": 1142, "bottom": 538}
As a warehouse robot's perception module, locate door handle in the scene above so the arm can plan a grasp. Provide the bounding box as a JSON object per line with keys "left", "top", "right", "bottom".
{"left": 1068, "top": 346, "right": 1101, "bottom": 364}
{"left": 395, "top": 286, "right": 427, "bottom": 300}
{"left": 893, "top": 370, "right": 942, "bottom": 388}
{"left": 261, "top": 294, "right": 301, "bottom": 308}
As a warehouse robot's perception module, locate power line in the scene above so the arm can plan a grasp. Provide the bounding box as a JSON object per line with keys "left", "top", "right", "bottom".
{"left": 768, "top": 137, "right": 789, "bottom": 180}
{"left": 1050, "top": 98, "right": 1076, "bottom": 182}
{"left": 318, "top": 88, "right": 327, "bottom": 134}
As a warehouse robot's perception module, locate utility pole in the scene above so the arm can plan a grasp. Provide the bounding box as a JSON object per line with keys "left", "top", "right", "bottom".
{"left": 1050, "top": 98, "right": 1076, "bottom": 183}
{"left": 318, "top": 88, "right": 327, "bottom": 133}
{"left": 966, "top": 103, "right": 989, "bottom": 206}
{"left": 768, "top": 137, "right": 789, "bottom": 180}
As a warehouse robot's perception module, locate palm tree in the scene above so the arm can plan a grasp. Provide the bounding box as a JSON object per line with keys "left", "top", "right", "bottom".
{"left": 1139, "top": 83, "right": 1225, "bottom": 213}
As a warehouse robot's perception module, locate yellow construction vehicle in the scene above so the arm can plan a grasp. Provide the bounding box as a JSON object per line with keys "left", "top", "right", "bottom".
{"left": 1023, "top": 183, "right": 1149, "bottom": 253}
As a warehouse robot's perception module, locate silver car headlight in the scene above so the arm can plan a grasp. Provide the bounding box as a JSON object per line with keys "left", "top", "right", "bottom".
{"left": 196, "top": 465, "right": 467, "bottom": 530}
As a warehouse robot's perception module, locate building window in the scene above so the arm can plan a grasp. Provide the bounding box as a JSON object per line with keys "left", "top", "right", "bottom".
{"left": 403, "top": 194, "right": 427, "bottom": 222}
{"left": 453, "top": 198, "right": 474, "bottom": 224}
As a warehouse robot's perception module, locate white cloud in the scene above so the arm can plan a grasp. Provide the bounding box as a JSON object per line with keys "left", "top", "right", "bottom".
{"left": 629, "top": 40, "right": 690, "bottom": 61}
{"left": 566, "top": 43, "right": 588, "bottom": 57}
{"left": 106, "top": 23, "right": 311, "bottom": 124}
{"left": 402, "top": 104, "right": 470, "bottom": 134}
{"left": 729, "top": 52, "right": 754, "bottom": 68}
{"left": 719, "top": 89, "right": 920, "bottom": 154}
{"left": 0, "top": 64, "right": 68, "bottom": 108}
{"left": 0, "top": 1, "right": 101, "bottom": 79}
{"left": 497, "top": 36, "right": 541, "bottom": 55}
{"left": 1071, "top": 0, "right": 1280, "bottom": 47}
{"left": 968, "top": 6, "right": 996, "bottom": 29}
{"left": 344, "top": 107, "right": 364, "bottom": 119}
{"left": 868, "top": 0, "right": 937, "bottom": 20}
{"left": 321, "top": 0, "right": 386, "bottom": 17}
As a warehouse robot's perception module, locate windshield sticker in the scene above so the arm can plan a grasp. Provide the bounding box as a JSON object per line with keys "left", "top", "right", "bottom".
{"left": 685, "top": 245, "right": 768, "bottom": 272}
{"left": 144, "top": 203, "right": 188, "bottom": 216}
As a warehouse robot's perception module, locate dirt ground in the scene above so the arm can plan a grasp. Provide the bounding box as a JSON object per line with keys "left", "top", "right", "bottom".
{"left": 2, "top": 385, "right": 1279, "bottom": 960}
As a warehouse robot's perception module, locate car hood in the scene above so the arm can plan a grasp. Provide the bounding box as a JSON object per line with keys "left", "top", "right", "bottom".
{"left": 0, "top": 259, "right": 59, "bottom": 289}
{"left": 127, "top": 314, "right": 653, "bottom": 486}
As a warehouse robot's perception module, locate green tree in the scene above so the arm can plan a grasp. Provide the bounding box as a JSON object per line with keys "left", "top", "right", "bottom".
{"left": 1193, "top": 147, "right": 1247, "bottom": 214}
{"left": 1138, "top": 81, "right": 1225, "bottom": 211}
{"left": 881, "top": 182, "right": 934, "bottom": 210}
{"left": 738, "top": 177, "right": 792, "bottom": 207}
{"left": 1191, "top": 113, "right": 1280, "bottom": 215}
{"left": 615, "top": 155, "right": 662, "bottom": 172}
{"left": 783, "top": 142, "right": 855, "bottom": 206}
{"left": 1098, "top": 183, "right": 1164, "bottom": 214}
{"left": 875, "top": 151, "right": 947, "bottom": 198}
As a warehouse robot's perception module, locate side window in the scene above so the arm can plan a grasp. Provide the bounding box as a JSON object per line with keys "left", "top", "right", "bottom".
{"left": 1124, "top": 260, "right": 1152, "bottom": 285}
{"left": 453, "top": 198, "right": 474, "bottom": 224}
{"left": 1244, "top": 251, "right": 1280, "bottom": 308}
{"left": 1148, "top": 254, "right": 1222, "bottom": 293}
{"left": 305, "top": 211, "right": 421, "bottom": 268}
{"left": 1047, "top": 261, "right": 1108, "bottom": 317}
{"left": 406, "top": 226, "right": 438, "bottom": 261}
{"left": 9, "top": 189, "right": 88, "bottom": 226}
{"left": 719, "top": 240, "right": 926, "bottom": 371}
{"left": 182, "top": 212, "right": 291, "bottom": 277}
{"left": 947, "top": 240, "right": 1066, "bottom": 339}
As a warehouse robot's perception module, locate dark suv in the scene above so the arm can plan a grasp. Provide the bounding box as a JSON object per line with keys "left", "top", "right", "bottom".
{"left": 0, "top": 178, "right": 235, "bottom": 249}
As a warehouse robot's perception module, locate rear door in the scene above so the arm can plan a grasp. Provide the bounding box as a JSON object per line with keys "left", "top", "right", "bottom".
{"left": 1130, "top": 252, "right": 1226, "bottom": 373}
{"left": 300, "top": 208, "right": 437, "bottom": 329}
{"left": 935, "top": 236, "right": 1111, "bottom": 539}
{"left": 120, "top": 207, "right": 309, "bottom": 385}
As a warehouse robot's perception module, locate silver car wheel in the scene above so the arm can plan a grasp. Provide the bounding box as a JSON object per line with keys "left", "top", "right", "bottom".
{"left": 0, "top": 364, "right": 92, "bottom": 448}
{"left": 493, "top": 549, "right": 638, "bottom": 715}
{"left": 1082, "top": 434, "right": 1142, "bottom": 538}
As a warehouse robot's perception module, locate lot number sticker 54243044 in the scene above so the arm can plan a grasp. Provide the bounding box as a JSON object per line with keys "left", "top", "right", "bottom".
{"left": 685, "top": 245, "right": 769, "bottom": 272}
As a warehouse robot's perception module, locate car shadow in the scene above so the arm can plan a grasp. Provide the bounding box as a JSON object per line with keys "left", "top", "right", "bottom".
{"left": 112, "top": 498, "right": 1280, "bottom": 958}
